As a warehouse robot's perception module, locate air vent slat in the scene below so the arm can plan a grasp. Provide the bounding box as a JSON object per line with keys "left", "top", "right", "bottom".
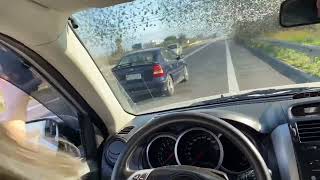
{"left": 300, "top": 135, "right": 320, "bottom": 139}
{"left": 118, "top": 126, "right": 134, "bottom": 135}
{"left": 299, "top": 131, "right": 320, "bottom": 135}
{"left": 299, "top": 127, "right": 320, "bottom": 132}
{"left": 297, "top": 122, "right": 320, "bottom": 126}
{"left": 296, "top": 120, "right": 320, "bottom": 143}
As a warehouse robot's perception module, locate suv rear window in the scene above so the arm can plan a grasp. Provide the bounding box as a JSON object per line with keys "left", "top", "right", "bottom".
{"left": 168, "top": 44, "right": 178, "bottom": 49}
{"left": 118, "top": 51, "right": 157, "bottom": 67}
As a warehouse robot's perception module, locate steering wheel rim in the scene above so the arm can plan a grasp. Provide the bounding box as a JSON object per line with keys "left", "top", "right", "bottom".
{"left": 112, "top": 112, "right": 272, "bottom": 180}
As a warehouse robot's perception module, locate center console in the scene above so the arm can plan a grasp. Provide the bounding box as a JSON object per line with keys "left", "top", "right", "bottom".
{"left": 289, "top": 103, "right": 320, "bottom": 180}
{"left": 290, "top": 121, "right": 320, "bottom": 180}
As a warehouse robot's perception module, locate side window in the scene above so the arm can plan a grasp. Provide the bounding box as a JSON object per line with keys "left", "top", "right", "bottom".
{"left": 0, "top": 43, "right": 82, "bottom": 157}
{"left": 161, "top": 49, "right": 176, "bottom": 61}
{"left": 168, "top": 49, "right": 178, "bottom": 59}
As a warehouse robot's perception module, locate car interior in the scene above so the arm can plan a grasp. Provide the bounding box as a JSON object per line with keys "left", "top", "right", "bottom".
{"left": 3, "top": 0, "right": 320, "bottom": 180}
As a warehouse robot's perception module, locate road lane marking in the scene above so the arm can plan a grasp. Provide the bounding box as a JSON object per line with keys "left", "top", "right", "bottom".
{"left": 225, "top": 40, "right": 240, "bottom": 93}
{"left": 183, "top": 42, "right": 214, "bottom": 59}
{"left": 183, "top": 37, "right": 226, "bottom": 60}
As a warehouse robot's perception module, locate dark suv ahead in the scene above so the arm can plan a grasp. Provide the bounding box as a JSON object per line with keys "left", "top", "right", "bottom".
{"left": 112, "top": 48, "right": 189, "bottom": 102}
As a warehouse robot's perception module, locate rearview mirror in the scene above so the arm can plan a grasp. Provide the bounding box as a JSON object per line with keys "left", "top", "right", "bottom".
{"left": 280, "top": 0, "right": 320, "bottom": 27}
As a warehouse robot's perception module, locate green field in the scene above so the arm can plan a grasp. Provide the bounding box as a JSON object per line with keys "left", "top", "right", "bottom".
{"left": 248, "top": 24, "right": 320, "bottom": 78}
{"left": 266, "top": 25, "right": 320, "bottom": 46}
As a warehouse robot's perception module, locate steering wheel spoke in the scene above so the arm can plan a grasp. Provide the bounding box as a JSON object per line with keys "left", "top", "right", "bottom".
{"left": 127, "top": 169, "right": 154, "bottom": 180}
{"left": 127, "top": 166, "right": 228, "bottom": 180}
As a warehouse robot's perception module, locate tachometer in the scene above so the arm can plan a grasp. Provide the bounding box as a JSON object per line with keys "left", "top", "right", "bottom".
{"left": 175, "top": 128, "right": 223, "bottom": 169}
{"left": 146, "top": 135, "right": 177, "bottom": 168}
{"left": 219, "top": 135, "right": 251, "bottom": 174}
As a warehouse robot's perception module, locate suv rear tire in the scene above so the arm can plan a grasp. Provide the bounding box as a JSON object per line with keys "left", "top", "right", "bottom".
{"left": 183, "top": 66, "right": 189, "bottom": 82}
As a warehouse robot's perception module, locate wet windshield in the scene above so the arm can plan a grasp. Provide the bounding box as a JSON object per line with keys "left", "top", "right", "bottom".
{"left": 72, "top": 0, "right": 320, "bottom": 114}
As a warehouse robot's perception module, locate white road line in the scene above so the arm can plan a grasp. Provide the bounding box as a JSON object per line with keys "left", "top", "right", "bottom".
{"left": 184, "top": 37, "right": 226, "bottom": 60}
{"left": 183, "top": 42, "right": 213, "bottom": 59}
{"left": 225, "top": 40, "right": 240, "bottom": 93}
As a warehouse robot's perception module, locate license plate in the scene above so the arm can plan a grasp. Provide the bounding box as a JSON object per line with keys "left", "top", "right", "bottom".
{"left": 126, "top": 74, "right": 141, "bottom": 80}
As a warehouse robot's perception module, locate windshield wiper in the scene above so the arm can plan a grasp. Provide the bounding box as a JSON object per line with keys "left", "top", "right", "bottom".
{"left": 193, "top": 87, "right": 320, "bottom": 106}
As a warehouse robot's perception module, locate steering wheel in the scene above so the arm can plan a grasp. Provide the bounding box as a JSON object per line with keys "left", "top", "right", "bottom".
{"left": 112, "top": 112, "right": 272, "bottom": 180}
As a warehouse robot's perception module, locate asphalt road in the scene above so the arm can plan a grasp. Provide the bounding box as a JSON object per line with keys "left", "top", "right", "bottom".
{"left": 134, "top": 40, "right": 294, "bottom": 112}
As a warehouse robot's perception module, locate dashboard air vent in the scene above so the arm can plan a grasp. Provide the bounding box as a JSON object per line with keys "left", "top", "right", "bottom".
{"left": 105, "top": 139, "right": 126, "bottom": 166}
{"left": 296, "top": 120, "right": 320, "bottom": 143}
{"left": 118, "top": 126, "right": 134, "bottom": 135}
{"left": 291, "top": 103, "right": 320, "bottom": 117}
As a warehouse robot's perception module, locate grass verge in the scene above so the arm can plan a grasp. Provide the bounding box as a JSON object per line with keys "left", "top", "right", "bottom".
{"left": 249, "top": 41, "right": 320, "bottom": 77}
{"left": 265, "top": 25, "right": 320, "bottom": 46}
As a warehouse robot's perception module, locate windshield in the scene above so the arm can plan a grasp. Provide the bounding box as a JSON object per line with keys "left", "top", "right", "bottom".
{"left": 72, "top": 0, "right": 320, "bottom": 115}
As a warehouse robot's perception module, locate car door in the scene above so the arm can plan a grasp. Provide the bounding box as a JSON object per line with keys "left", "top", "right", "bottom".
{"left": 166, "top": 49, "right": 185, "bottom": 82}
{"left": 161, "top": 49, "right": 180, "bottom": 82}
{"left": 0, "top": 40, "right": 100, "bottom": 178}
{"left": 0, "top": 42, "right": 83, "bottom": 153}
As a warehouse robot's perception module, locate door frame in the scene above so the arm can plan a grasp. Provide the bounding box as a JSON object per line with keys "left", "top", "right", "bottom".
{"left": 0, "top": 32, "right": 107, "bottom": 165}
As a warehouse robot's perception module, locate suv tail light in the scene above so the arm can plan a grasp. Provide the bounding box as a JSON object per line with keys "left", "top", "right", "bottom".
{"left": 153, "top": 64, "right": 165, "bottom": 78}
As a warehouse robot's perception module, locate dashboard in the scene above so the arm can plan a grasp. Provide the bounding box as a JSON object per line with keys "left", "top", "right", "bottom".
{"left": 145, "top": 128, "right": 252, "bottom": 174}
{"left": 101, "top": 94, "right": 320, "bottom": 180}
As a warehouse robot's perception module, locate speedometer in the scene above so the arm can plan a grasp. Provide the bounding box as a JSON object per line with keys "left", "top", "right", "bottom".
{"left": 146, "top": 135, "right": 177, "bottom": 168}
{"left": 175, "top": 128, "right": 223, "bottom": 169}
